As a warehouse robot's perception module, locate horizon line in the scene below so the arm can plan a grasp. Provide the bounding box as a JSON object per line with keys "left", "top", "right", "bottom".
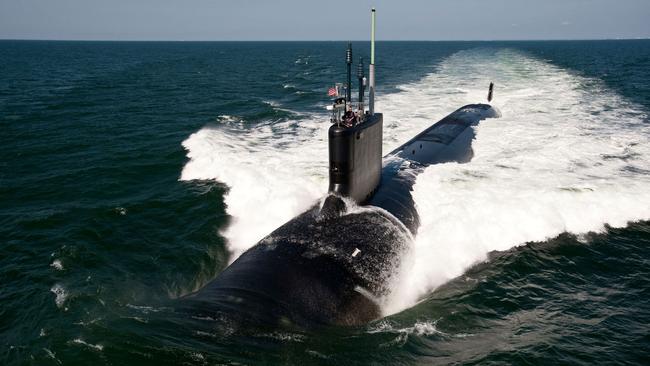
{"left": 1, "top": 37, "right": 649, "bottom": 43}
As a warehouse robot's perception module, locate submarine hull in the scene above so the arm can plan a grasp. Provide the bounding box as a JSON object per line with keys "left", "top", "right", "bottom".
{"left": 181, "top": 201, "right": 409, "bottom": 327}
{"left": 181, "top": 104, "right": 499, "bottom": 328}
{"left": 370, "top": 103, "right": 500, "bottom": 232}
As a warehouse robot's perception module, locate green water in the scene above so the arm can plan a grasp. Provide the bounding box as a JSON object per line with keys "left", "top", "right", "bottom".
{"left": 1, "top": 40, "right": 649, "bottom": 365}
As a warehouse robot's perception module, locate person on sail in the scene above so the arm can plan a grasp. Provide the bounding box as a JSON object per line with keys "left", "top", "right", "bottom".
{"left": 343, "top": 106, "right": 356, "bottom": 127}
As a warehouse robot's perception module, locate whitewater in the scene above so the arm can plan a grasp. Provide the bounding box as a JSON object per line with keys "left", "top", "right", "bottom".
{"left": 180, "top": 48, "right": 650, "bottom": 316}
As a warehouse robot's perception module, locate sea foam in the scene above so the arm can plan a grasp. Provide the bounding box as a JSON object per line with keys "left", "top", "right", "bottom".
{"left": 383, "top": 49, "right": 650, "bottom": 313}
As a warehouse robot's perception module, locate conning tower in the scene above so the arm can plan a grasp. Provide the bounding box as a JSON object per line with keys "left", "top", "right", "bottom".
{"left": 328, "top": 8, "right": 382, "bottom": 204}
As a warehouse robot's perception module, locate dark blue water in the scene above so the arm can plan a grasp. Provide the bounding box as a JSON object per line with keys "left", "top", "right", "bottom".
{"left": 1, "top": 40, "right": 649, "bottom": 365}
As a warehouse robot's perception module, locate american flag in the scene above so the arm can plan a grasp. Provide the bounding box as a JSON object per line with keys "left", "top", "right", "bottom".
{"left": 328, "top": 86, "right": 338, "bottom": 97}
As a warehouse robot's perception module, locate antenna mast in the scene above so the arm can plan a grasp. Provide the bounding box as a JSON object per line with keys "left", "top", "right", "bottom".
{"left": 357, "top": 57, "right": 364, "bottom": 112}
{"left": 346, "top": 43, "right": 352, "bottom": 105}
{"left": 368, "top": 8, "right": 376, "bottom": 115}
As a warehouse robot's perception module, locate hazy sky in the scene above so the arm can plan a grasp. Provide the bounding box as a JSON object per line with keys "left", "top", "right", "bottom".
{"left": 1, "top": 0, "right": 648, "bottom": 41}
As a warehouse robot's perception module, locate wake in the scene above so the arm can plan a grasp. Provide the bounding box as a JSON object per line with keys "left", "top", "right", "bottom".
{"left": 181, "top": 48, "right": 650, "bottom": 315}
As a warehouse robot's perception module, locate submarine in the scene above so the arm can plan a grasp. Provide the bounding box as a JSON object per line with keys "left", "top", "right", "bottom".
{"left": 180, "top": 8, "right": 500, "bottom": 328}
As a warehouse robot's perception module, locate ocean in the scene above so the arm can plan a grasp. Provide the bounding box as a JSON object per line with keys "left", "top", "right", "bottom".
{"left": 1, "top": 40, "right": 649, "bottom": 365}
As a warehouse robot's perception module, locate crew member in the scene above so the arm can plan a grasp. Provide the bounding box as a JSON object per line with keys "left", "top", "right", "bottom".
{"left": 343, "top": 106, "right": 356, "bottom": 127}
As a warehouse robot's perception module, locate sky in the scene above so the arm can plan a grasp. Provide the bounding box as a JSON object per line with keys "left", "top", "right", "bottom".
{"left": 0, "top": 0, "right": 649, "bottom": 41}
